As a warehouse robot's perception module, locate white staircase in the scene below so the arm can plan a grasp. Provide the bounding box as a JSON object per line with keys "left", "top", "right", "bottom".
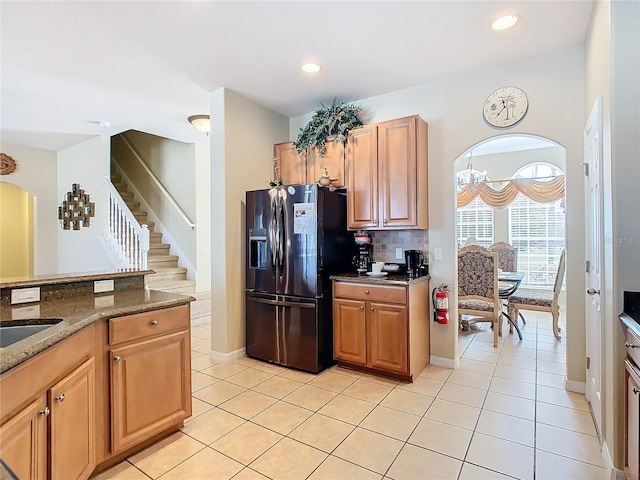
{"left": 110, "top": 172, "right": 195, "bottom": 293}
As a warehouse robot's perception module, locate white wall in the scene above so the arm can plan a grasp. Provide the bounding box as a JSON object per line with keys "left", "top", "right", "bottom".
{"left": 0, "top": 142, "right": 58, "bottom": 275}
{"left": 57, "top": 136, "right": 115, "bottom": 273}
{"left": 112, "top": 131, "right": 198, "bottom": 271}
{"left": 210, "top": 88, "right": 289, "bottom": 354}
{"left": 291, "top": 47, "right": 586, "bottom": 374}
{"left": 195, "top": 142, "right": 211, "bottom": 292}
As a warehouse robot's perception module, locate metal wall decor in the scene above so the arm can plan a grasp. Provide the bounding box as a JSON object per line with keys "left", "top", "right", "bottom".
{"left": 58, "top": 183, "right": 95, "bottom": 230}
{"left": 0, "top": 153, "right": 17, "bottom": 175}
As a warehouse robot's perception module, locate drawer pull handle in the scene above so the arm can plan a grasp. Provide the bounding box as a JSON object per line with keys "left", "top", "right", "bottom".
{"left": 625, "top": 342, "right": 637, "bottom": 349}
{"left": 634, "top": 387, "right": 640, "bottom": 395}
{"left": 39, "top": 407, "right": 50, "bottom": 416}
{"left": 114, "top": 355, "right": 121, "bottom": 362}
{"left": 55, "top": 394, "right": 65, "bottom": 403}
{"left": 151, "top": 320, "right": 158, "bottom": 326}
{"left": 364, "top": 290, "right": 370, "bottom": 295}
{"left": 360, "top": 306, "right": 364, "bottom": 310}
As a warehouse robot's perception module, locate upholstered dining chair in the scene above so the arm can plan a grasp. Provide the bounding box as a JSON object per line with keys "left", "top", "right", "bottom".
{"left": 458, "top": 245, "right": 502, "bottom": 347}
{"left": 488, "top": 242, "right": 517, "bottom": 272}
{"left": 508, "top": 249, "right": 566, "bottom": 340}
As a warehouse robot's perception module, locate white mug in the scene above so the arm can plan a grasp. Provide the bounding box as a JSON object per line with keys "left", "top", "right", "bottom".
{"left": 372, "top": 262, "right": 385, "bottom": 274}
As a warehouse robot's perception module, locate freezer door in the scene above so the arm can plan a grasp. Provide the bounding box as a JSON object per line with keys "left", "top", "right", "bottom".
{"left": 245, "top": 292, "right": 279, "bottom": 364}
{"left": 246, "top": 189, "right": 277, "bottom": 294}
{"left": 277, "top": 184, "right": 319, "bottom": 297}
{"left": 278, "top": 296, "right": 320, "bottom": 373}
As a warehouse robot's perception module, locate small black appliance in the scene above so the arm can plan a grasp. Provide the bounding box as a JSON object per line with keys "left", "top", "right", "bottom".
{"left": 405, "top": 249, "right": 426, "bottom": 278}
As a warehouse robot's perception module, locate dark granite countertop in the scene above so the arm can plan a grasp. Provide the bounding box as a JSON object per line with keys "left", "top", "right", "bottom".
{"left": 0, "top": 269, "right": 154, "bottom": 289}
{"left": 330, "top": 272, "right": 430, "bottom": 286}
{"left": 0, "top": 289, "right": 193, "bottom": 374}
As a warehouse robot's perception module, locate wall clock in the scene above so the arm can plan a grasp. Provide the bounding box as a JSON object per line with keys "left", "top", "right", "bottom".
{"left": 483, "top": 86, "right": 528, "bottom": 128}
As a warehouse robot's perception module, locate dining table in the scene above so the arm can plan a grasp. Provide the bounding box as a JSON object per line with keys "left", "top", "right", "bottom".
{"left": 498, "top": 271, "right": 525, "bottom": 340}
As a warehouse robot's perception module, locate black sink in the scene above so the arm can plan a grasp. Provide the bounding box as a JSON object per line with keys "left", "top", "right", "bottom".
{"left": 0, "top": 319, "right": 64, "bottom": 348}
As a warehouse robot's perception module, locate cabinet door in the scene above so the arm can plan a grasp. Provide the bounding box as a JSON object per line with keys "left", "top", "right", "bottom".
{"left": 111, "top": 331, "right": 191, "bottom": 453}
{"left": 626, "top": 360, "right": 640, "bottom": 480}
{"left": 378, "top": 116, "right": 418, "bottom": 228}
{"left": 275, "top": 142, "right": 307, "bottom": 186}
{"left": 369, "top": 302, "right": 408, "bottom": 373}
{"left": 49, "top": 358, "right": 96, "bottom": 480}
{"left": 308, "top": 141, "right": 346, "bottom": 188}
{"left": 0, "top": 397, "right": 47, "bottom": 480}
{"left": 347, "top": 126, "right": 379, "bottom": 229}
{"left": 333, "top": 298, "right": 367, "bottom": 365}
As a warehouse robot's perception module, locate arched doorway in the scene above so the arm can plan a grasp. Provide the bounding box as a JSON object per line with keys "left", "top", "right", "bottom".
{"left": 0, "top": 183, "right": 35, "bottom": 279}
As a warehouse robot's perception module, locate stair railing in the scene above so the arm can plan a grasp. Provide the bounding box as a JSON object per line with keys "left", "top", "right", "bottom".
{"left": 119, "top": 134, "right": 196, "bottom": 229}
{"left": 102, "top": 176, "right": 150, "bottom": 270}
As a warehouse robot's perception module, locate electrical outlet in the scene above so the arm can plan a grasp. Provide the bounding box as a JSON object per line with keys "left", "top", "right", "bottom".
{"left": 395, "top": 247, "right": 403, "bottom": 260}
{"left": 94, "top": 279, "right": 114, "bottom": 293}
{"left": 11, "top": 287, "right": 40, "bottom": 305}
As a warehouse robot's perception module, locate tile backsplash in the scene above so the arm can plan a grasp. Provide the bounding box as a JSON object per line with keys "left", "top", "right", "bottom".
{"left": 370, "top": 230, "right": 429, "bottom": 264}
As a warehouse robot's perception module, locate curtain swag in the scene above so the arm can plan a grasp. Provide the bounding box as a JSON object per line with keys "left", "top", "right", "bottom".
{"left": 457, "top": 175, "right": 565, "bottom": 210}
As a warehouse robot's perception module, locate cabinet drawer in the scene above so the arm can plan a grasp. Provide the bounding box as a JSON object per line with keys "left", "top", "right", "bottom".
{"left": 625, "top": 328, "right": 640, "bottom": 367}
{"left": 109, "top": 305, "right": 189, "bottom": 345}
{"left": 334, "top": 282, "right": 406, "bottom": 304}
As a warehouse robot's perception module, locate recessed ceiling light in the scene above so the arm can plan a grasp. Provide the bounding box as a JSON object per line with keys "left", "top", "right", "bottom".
{"left": 98, "top": 121, "right": 111, "bottom": 128}
{"left": 492, "top": 14, "right": 518, "bottom": 30}
{"left": 301, "top": 63, "right": 322, "bottom": 74}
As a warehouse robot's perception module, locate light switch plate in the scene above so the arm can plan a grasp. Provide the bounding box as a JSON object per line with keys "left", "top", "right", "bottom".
{"left": 395, "top": 248, "right": 403, "bottom": 260}
{"left": 434, "top": 248, "right": 443, "bottom": 261}
{"left": 94, "top": 279, "right": 114, "bottom": 293}
{"left": 11, "top": 287, "right": 41, "bottom": 305}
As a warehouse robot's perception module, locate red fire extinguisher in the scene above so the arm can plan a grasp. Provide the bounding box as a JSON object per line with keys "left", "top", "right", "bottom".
{"left": 432, "top": 283, "right": 449, "bottom": 324}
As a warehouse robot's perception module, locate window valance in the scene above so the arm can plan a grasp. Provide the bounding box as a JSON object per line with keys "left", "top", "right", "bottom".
{"left": 457, "top": 175, "right": 565, "bottom": 210}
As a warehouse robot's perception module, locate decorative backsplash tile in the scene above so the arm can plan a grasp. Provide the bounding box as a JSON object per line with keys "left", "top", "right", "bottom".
{"left": 370, "top": 230, "right": 429, "bottom": 264}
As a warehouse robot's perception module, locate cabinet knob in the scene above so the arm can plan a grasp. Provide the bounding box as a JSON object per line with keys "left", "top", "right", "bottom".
{"left": 633, "top": 387, "right": 640, "bottom": 395}
{"left": 370, "top": 307, "right": 375, "bottom": 311}
{"left": 151, "top": 320, "right": 158, "bottom": 326}
{"left": 383, "top": 218, "right": 388, "bottom": 224}
{"left": 360, "top": 305, "right": 364, "bottom": 310}
{"left": 39, "top": 407, "right": 50, "bottom": 416}
{"left": 114, "top": 355, "right": 121, "bottom": 362}
{"left": 55, "top": 394, "right": 65, "bottom": 403}
{"left": 364, "top": 290, "right": 370, "bottom": 295}
{"left": 625, "top": 342, "right": 637, "bottom": 349}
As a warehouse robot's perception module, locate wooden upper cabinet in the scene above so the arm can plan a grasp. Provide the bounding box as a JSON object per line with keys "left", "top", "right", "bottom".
{"left": 274, "top": 142, "right": 306, "bottom": 186}
{"left": 347, "top": 115, "right": 428, "bottom": 230}
{"left": 49, "top": 358, "right": 96, "bottom": 480}
{"left": 308, "top": 140, "right": 346, "bottom": 188}
{"left": 347, "top": 126, "right": 378, "bottom": 229}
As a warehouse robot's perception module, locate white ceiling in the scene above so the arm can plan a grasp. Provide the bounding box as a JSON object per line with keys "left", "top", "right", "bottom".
{"left": 1, "top": 1, "right": 594, "bottom": 152}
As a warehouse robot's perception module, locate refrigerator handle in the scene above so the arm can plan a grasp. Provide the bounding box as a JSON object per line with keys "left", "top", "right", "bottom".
{"left": 270, "top": 192, "right": 278, "bottom": 270}
{"left": 278, "top": 195, "right": 286, "bottom": 271}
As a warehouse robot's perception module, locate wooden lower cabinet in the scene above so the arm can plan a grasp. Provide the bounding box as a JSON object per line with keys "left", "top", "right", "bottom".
{"left": 110, "top": 330, "right": 191, "bottom": 454}
{"left": 626, "top": 358, "right": 640, "bottom": 480}
{"left": 0, "top": 397, "right": 47, "bottom": 480}
{"left": 333, "top": 280, "right": 429, "bottom": 382}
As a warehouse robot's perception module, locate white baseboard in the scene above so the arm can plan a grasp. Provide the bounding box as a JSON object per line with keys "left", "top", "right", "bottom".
{"left": 565, "top": 378, "right": 586, "bottom": 394}
{"left": 602, "top": 441, "right": 625, "bottom": 480}
{"left": 209, "top": 348, "right": 246, "bottom": 363}
{"left": 430, "top": 356, "right": 459, "bottom": 369}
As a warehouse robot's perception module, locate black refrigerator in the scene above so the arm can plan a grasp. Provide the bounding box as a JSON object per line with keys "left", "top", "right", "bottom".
{"left": 245, "top": 184, "right": 351, "bottom": 373}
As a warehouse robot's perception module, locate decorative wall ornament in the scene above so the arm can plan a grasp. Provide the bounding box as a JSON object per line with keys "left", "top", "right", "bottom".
{"left": 58, "top": 183, "right": 95, "bottom": 230}
{"left": 0, "top": 153, "right": 17, "bottom": 175}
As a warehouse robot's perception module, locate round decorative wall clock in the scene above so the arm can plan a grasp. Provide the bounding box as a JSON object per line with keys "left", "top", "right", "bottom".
{"left": 0, "top": 153, "right": 17, "bottom": 175}
{"left": 483, "top": 86, "right": 529, "bottom": 128}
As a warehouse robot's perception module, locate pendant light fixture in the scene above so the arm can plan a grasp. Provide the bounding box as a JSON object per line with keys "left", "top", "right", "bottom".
{"left": 188, "top": 115, "right": 210, "bottom": 135}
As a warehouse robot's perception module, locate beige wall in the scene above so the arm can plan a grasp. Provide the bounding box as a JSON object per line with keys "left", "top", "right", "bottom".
{"left": 210, "top": 88, "right": 289, "bottom": 354}
{"left": 195, "top": 142, "right": 211, "bottom": 292}
{"left": 0, "top": 183, "right": 33, "bottom": 278}
{"left": 291, "top": 47, "right": 586, "bottom": 371}
{"left": 0, "top": 143, "right": 58, "bottom": 275}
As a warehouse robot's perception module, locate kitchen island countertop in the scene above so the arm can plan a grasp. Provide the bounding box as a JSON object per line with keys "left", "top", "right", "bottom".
{"left": 330, "top": 272, "right": 430, "bottom": 286}
{"left": 0, "top": 288, "right": 193, "bottom": 374}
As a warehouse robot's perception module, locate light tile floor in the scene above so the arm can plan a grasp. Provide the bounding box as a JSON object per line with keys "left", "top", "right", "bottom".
{"left": 93, "top": 312, "right": 608, "bottom": 480}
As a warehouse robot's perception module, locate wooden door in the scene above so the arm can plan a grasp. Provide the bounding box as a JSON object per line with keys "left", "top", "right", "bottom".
{"left": 369, "top": 302, "right": 408, "bottom": 373}
{"left": 378, "top": 116, "right": 418, "bottom": 228}
{"left": 333, "top": 298, "right": 367, "bottom": 365}
{"left": 49, "top": 358, "right": 95, "bottom": 480}
{"left": 274, "top": 142, "right": 307, "bottom": 186}
{"left": 110, "top": 331, "right": 191, "bottom": 453}
{"left": 347, "top": 126, "right": 378, "bottom": 229}
{"left": 0, "top": 397, "right": 47, "bottom": 480}
{"left": 309, "top": 141, "right": 346, "bottom": 188}
{"left": 626, "top": 360, "right": 640, "bottom": 480}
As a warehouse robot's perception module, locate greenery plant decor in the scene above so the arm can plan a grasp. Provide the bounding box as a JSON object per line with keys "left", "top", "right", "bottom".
{"left": 292, "top": 98, "right": 363, "bottom": 157}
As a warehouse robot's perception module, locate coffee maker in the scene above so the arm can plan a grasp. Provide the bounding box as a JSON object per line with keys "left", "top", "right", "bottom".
{"left": 405, "top": 249, "right": 426, "bottom": 278}
{"left": 353, "top": 231, "right": 372, "bottom": 274}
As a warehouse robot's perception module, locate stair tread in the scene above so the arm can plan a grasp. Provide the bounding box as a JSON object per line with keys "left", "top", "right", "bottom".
{"left": 147, "top": 254, "right": 179, "bottom": 261}
{"left": 147, "top": 267, "right": 187, "bottom": 274}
